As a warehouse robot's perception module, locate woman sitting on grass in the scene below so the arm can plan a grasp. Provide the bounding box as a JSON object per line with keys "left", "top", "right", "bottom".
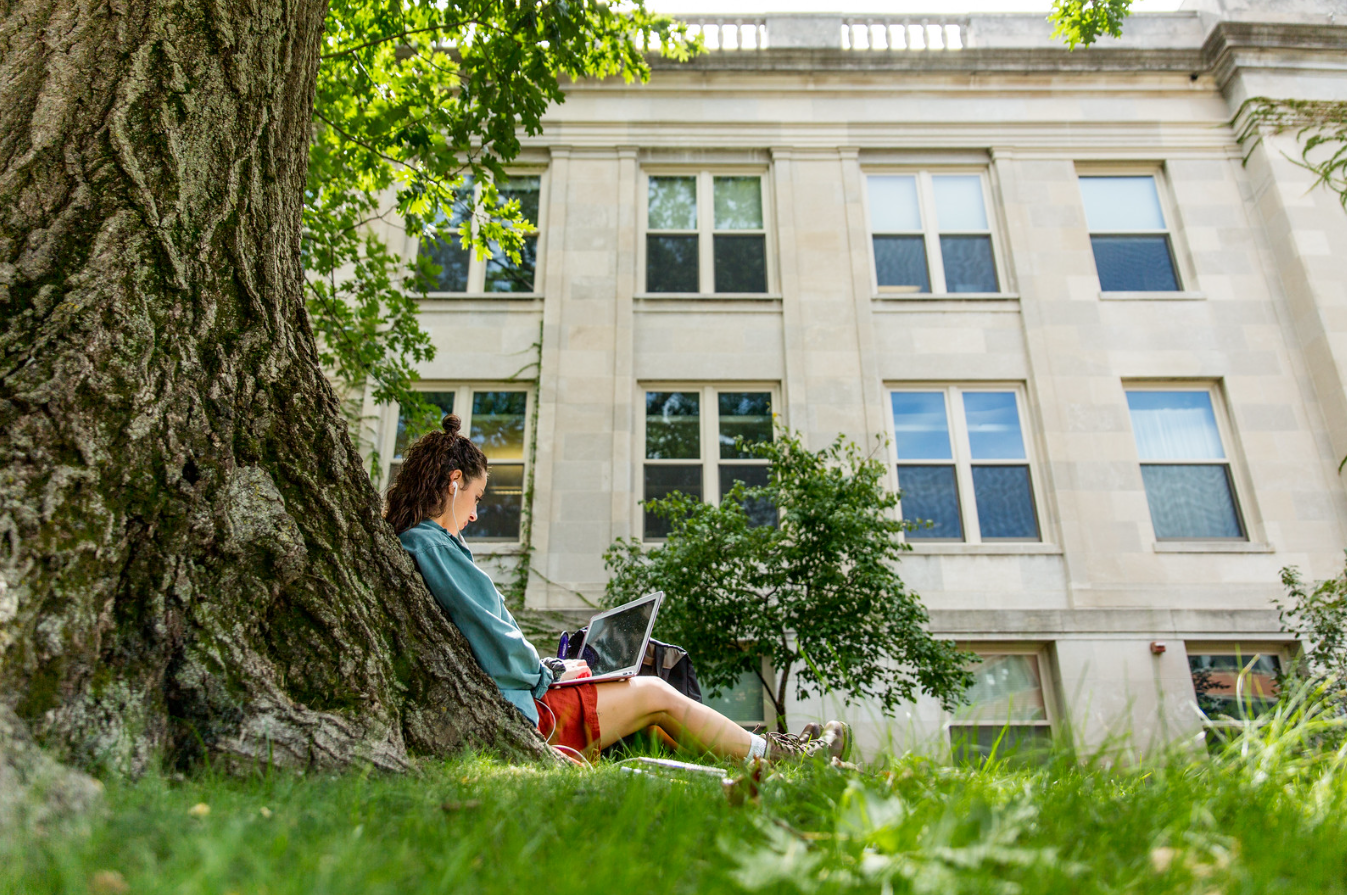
{"left": 386, "top": 414, "right": 850, "bottom": 765}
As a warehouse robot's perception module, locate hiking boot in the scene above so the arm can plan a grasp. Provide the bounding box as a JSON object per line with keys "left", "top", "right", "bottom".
{"left": 766, "top": 721, "right": 851, "bottom": 763}
{"left": 798, "top": 722, "right": 822, "bottom": 743}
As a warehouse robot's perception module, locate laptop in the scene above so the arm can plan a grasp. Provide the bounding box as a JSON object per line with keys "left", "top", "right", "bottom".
{"left": 549, "top": 591, "right": 664, "bottom": 688}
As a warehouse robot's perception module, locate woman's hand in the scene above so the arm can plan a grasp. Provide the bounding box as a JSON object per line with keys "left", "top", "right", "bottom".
{"left": 557, "top": 659, "right": 591, "bottom": 682}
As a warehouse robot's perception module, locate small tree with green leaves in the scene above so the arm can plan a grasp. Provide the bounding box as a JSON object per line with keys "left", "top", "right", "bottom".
{"left": 604, "top": 427, "right": 973, "bottom": 733}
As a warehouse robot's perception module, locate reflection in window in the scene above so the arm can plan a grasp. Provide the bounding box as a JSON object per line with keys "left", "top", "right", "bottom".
{"left": 712, "top": 177, "right": 766, "bottom": 294}
{"left": 646, "top": 174, "right": 768, "bottom": 294}
{"left": 647, "top": 176, "right": 698, "bottom": 293}
{"left": 484, "top": 176, "right": 541, "bottom": 293}
{"left": 423, "top": 180, "right": 475, "bottom": 292}
{"left": 1125, "top": 390, "right": 1244, "bottom": 540}
{"left": 1189, "top": 652, "right": 1281, "bottom": 721}
{"left": 422, "top": 175, "right": 541, "bottom": 294}
{"left": 642, "top": 388, "right": 776, "bottom": 539}
{"left": 1079, "top": 175, "right": 1179, "bottom": 292}
{"left": 949, "top": 653, "right": 1052, "bottom": 764}
{"left": 892, "top": 389, "right": 1038, "bottom": 542}
{"left": 867, "top": 172, "right": 999, "bottom": 295}
{"left": 467, "top": 391, "right": 529, "bottom": 540}
{"left": 704, "top": 667, "right": 767, "bottom": 728}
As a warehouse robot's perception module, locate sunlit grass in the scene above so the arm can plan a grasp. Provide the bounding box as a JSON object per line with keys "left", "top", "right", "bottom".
{"left": 7, "top": 680, "right": 1347, "bottom": 895}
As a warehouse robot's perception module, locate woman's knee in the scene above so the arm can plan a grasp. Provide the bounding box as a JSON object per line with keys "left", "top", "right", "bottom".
{"left": 629, "top": 676, "right": 681, "bottom": 713}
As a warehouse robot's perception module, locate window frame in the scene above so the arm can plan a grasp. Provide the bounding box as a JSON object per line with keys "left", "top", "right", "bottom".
{"left": 862, "top": 168, "right": 1008, "bottom": 297}
{"left": 637, "top": 383, "right": 780, "bottom": 542}
{"left": 945, "top": 643, "right": 1057, "bottom": 753}
{"left": 379, "top": 384, "right": 533, "bottom": 548}
{"left": 1122, "top": 381, "right": 1251, "bottom": 544}
{"left": 638, "top": 168, "right": 776, "bottom": 297}
{"left": 415, "top": 169, "right": 549, "bottom": 297}
{"left": 886, "top": 383, "right": 1046, "bottom": 545}
{"left": 1074, "top": 165, "right": 1193, "bottom": 296}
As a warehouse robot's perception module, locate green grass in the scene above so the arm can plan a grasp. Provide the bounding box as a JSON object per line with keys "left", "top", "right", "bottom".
{"left": 8, "top": 686, "right": 1347, "bottom": 894}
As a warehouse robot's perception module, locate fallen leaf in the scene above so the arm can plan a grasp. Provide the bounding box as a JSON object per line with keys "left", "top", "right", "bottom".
{"left": 259, "top": 806, "right": 272, "bottom": 818}
{"left": 1150, "top": 846, "right": 1176, "bottom": 873}
{"left": 188, "top": 803, "right": 210, "bottom": 818}
{"left": 89, "top": 870, "right": 129, "bottom": 895}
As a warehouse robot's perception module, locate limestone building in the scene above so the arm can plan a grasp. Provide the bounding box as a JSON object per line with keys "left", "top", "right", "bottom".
{"left": 361, "top": 0, "right": 1347, "bottom": 756}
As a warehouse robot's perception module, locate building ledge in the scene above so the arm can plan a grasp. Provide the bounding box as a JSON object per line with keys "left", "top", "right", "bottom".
{"left": 1100, "top": 290, "right": 1205, "bottom": 301}
{"left": 907, "top": 542, "right": 1062, "bottom": 555}
{"left": 1153, "top": 541, "right": 1274, "bottom": 554}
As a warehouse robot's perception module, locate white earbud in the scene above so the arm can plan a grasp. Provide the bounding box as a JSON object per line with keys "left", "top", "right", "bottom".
{"left": 452, "top": 480, "right": 459, "bottom": 494}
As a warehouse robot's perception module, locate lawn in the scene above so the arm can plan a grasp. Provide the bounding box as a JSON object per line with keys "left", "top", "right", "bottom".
{"left": 6, "top": 691, "right": 1347, "bottom": 895}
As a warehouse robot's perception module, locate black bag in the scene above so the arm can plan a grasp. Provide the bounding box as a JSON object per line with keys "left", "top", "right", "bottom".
{"left": 557, "top": 628, "right": 702, "bottom": 703}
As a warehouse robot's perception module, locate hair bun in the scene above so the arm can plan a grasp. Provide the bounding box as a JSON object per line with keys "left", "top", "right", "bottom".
{"left": 441, "top": 413, "right": 462, "bottom": 437}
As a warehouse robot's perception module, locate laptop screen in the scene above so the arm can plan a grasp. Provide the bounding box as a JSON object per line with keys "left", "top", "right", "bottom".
{"left": 584, "top": 598, "right": 657, "bottom": 676}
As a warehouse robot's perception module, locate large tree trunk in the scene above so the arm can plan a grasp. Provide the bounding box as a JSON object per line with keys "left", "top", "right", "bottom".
{"left": 0, "top": 0, "right": 550, "bottom": 776}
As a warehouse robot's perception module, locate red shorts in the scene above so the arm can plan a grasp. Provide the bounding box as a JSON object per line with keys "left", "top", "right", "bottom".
{"left": 536, "top": 683, "right": 601, "bottom": 761}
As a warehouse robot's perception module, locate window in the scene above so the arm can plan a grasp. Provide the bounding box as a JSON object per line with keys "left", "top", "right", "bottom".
{"left": 1125, "top": 388, "right": 1245, "bottom": 540}
{"left": 866, "top": 172, "right": 1000, "bottom": 295}
{"left": 703, "top": 667, "right": 768, "bottom": 731}
{"left": 645, "top": 173, "right": 769, "bottom": 294}
{"left": 641, "top": 388, "right": 775, "bottom": 539}
{"left": 419, "top": 175, "right": 542, "bottom": 294}
{"left": 387, "top": 387, "right": 531, "bottom": 542}
{"left": 1078, "top": 175, "right": 1180, "bottom": 292}
{"left": 889, "top": 387, "right": 1040, "bottom": 543}
{"left": 1188, "top": 646, "right": 1284, "bottom": 748}
{"left": 949, "top": 650, "right": 1053, "bottom": 762}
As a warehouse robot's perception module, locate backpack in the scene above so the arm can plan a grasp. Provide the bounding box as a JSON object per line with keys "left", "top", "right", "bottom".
{"left": 557, "top": 628, "right": 703, "bottom": 703}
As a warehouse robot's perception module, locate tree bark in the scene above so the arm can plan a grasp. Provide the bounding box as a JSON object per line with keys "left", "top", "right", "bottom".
{"left": 0, "top": 0, "right": 550, "bottom": 775}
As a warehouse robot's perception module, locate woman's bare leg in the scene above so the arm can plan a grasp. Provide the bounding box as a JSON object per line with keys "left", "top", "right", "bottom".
{"left": 592, "top": 677, "right": 754, "bottom": 759}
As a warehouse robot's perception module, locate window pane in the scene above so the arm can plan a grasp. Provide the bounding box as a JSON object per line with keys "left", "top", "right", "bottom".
{"left": 484, "top": 234, "right": 537, "bottom": 293}
{"left": 939, "top": 235, "right": 998, "bottom": 293}
{"left": 648, "top": 176, "right": 697, "bottom": 230}
{"left": 470, "top": 391, "right": 527, "bottom": 461}
{"left": 713, "top": 235, "right": 767, "bottom": 293}
{"left": 972, "top": 466, "right": 1039, "bottom": 540}
{"left": 425, "top": 236, "right": 470, "bottom": 292}
{"left": 963, "top": 392, "right": 1026, "bottom": 460}
{"left": 645, "top": 392, "right": 701, "bottom": 459}
{"left": 423, "top": 179, "right": 474, "bottom": 292}
{"left": 1126, "top": 391, "right": 1224, "bottom": 460}
{"left": 1141, "top": 464, "right": 1244, "bottom": 539}
{"left": 873, "top": 236, "right": 930, "bottom": 292}
{"left": 1091, "top": 236, "right": 1179, "bottom": 292}
{"left": 950, "top": 725, "right": 1051, "bottom": 765}
{"left": 891, "top": 392, "right": 953, "bottom": 460}
{"left": 704, "top": 668, "right": 765, "bottom": 725}
{"left": 956, "top": 654, "right": 1047, "bottom": 722}
{"left": 1189, "top": 653, "right": 1281, "bottom": 719}
{"left": 897, "top": 465, "right": 963, "bottom": 540}
{"left": 643, "top": 464, "right": 702, "bottom": 539}
{"left": 646, "top": 235, "right": 699, "bottom": 292}
{"left": 719, "top": 464, "right": 777, "bottom": 529}
{"left": 933, "top": 175, "right": 989, "bottom": 231}
{"left": 867, "top": 175, "right": 922, "bottom": 232}
{"left": 1079, "top": 176, "right": 1166, "bottom": 231}
{"left": 713, "top": 176, "right": 763, "bottom": 230}
{"left": 466, "top": 463, "right": 523, "bottom": 540}
{"left": 719, "top": 392, "right": 773, "bottom": 458}
{"left": 496, "top": 175, "right": 540, "bottom": 223}
{"left": 395, "top": 391, "right": 456, "bottom": 458}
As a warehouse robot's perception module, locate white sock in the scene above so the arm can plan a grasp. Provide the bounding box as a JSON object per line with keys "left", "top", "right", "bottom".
{"left": 747, "top": 733, "right": 767, "bottom": 760}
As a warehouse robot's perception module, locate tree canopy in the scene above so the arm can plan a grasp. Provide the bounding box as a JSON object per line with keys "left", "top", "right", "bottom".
{"left": 306, "top": 1, "right": 693, "bottom": 453}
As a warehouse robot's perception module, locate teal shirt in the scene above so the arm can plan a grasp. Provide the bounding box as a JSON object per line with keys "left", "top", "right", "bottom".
{"left": 397, "top": 520, "right": 552, "bottom": 724}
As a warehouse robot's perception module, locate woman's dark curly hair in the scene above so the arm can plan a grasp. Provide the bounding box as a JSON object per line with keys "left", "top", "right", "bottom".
{"left": 385, "top": 414, "right": 489, "bottom": 534}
